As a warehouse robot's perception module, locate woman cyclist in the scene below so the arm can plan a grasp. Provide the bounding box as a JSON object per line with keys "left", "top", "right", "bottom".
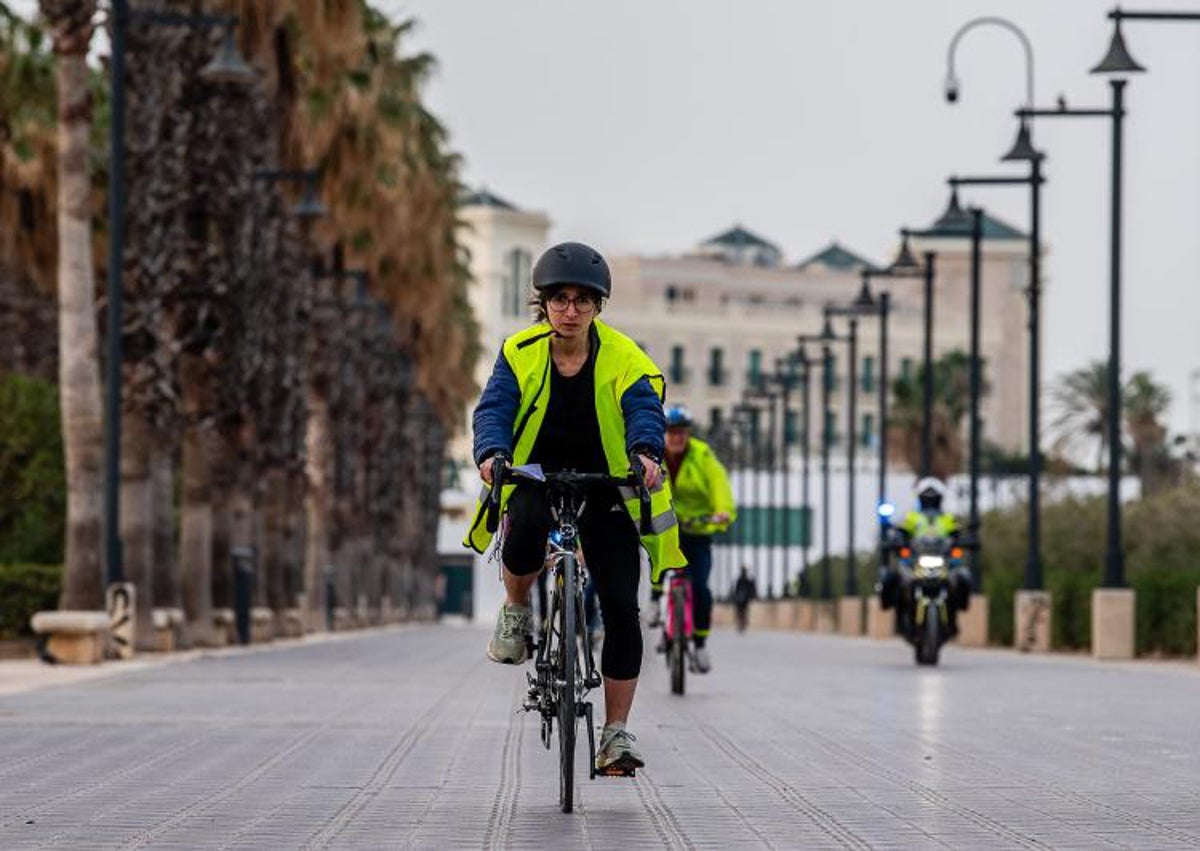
{"left": 464, "top": 241, "right": 685, "bottom": 774}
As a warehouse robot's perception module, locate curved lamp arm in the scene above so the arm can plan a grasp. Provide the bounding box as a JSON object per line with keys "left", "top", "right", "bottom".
{"left": 945, "top": 16, "right": 1035, "bottom": 108}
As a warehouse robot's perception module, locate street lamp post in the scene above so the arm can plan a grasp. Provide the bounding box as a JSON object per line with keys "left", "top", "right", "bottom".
{"left": 795, "top": 346, "right": 814, "bottom": 596}
{"left": 944, "top": 13, "right": 1047, "bottom": 593}
{"left": 734, "top": 402, "right": 762, "bottom": 589}
{"left": 908, "top": 192, "right": 987, "bottom": 588}
{"left": 889, "top": 236, "right": 938, "bottom": 479}
{"left": 822, "top": 309, "right": 860, "bottom": 597}
{"left": 1016, "top": 76, "right": 1138, "bottom": 588}
{"left": 105, "top": 5, "right": 255, "bottom": 587}
{"left": 797, "top": 320, "right": 843, "bottom": 602}
{"left": 747, "top": 384, "right": 780, "bottom": 598}
{"left": 770, "top": 359, "right": 796, "bottom": 595}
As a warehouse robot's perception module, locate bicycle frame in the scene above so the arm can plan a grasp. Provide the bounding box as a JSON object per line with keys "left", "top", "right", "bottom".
{"left": 663, "top": 570, "right": 695, "bottom": 643}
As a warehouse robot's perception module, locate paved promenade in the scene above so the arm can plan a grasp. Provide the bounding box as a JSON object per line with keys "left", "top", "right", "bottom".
{"left": 0, "top": 624, "right": 1198, "bottom": 849}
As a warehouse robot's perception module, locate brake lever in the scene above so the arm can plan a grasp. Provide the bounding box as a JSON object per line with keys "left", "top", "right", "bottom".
{"left": 485, "top": 453, "right": 508, "bottom": 534}
{"left": 627, "top": 456, "right": 653, "bottom": 536}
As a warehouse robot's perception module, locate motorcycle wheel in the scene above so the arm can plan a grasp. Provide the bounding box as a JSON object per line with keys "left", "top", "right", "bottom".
{"left": 916, "top": 605, "right": 941, "bottom": 666}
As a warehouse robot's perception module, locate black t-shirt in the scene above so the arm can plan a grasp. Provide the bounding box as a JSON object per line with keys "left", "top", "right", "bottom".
{"left": 528, "top": 341, "right": 610, "bottom": 476}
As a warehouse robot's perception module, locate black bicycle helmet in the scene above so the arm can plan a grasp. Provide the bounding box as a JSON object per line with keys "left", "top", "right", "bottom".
{"left": 532, "top": 241, "right": 612, "bottom": 298}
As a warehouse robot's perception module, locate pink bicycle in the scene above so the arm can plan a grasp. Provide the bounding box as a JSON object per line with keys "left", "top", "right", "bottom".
{"left": 660, "top": 568, "right": 694, "bottom": 695}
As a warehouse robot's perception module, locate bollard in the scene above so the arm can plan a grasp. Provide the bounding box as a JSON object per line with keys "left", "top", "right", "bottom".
{"left": 231, "top": 547, "right": 255, "bottom": 646}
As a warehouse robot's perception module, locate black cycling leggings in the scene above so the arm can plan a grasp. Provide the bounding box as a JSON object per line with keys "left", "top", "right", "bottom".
{"left": 502, "top": 485, "right": 643, "bottom": 680}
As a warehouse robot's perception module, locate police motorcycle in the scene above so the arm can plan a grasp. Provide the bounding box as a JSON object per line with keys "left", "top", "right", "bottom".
{"left": 876, "top": 503, "right": 970, "bottom": 667}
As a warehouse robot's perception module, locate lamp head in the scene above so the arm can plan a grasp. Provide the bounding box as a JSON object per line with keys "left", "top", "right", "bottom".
{"left": 1091, "top": 21, "right": 1146, "bottom": 75}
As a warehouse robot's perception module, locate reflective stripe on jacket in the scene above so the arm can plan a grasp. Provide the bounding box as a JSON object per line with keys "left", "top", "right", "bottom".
{"left": 463, "top": 320, "right": 687, "bottom": 581}
{"left": 900, "top": 510, "right": 958, "bottom": 539}
{"left": 672, "top": 437, "right": 736, "bottom": 537}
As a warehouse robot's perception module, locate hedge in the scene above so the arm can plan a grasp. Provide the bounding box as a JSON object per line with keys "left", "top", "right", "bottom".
{"left": 979, "top": 485, "right": 1200, "bottom": 656}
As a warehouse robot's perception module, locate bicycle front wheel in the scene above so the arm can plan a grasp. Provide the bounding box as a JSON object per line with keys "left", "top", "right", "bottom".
{"left": 558, "top": 554, "right": 577, "bottom": 813}
{"left": 669, "top": 583, "right": 686, "bottom": 696}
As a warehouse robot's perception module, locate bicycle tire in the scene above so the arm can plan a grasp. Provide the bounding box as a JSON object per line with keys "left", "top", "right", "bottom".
{"left": 670, "top": 583, "right": 686, "bottom": 696}
{"left": 558, "top": 554, "right": 577, "bottom": 813}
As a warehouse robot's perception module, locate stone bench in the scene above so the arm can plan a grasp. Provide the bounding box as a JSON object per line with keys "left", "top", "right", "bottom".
{"left": 212, "top": 608, "right": 236, "bottom": 646}
{"left": 251, "top": 607, "right": 275, "bottom": 643}
{"left": 30, "top": 611, "right": 110, "bottom": 664}
{"left": 152, "top": 608, "right": 184, "bottom": 653}
{"left": 279, "top": 608, "right": 305, "bottom": 638}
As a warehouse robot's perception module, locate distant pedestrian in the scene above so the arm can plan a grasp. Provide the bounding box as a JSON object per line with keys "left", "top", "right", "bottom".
{"left": 733, "top": 567, "right": 756, "bottom": 633}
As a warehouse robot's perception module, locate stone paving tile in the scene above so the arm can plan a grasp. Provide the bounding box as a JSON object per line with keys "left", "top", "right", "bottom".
{"left": 1, "top": 626, "right": 1199, "bottom": 849}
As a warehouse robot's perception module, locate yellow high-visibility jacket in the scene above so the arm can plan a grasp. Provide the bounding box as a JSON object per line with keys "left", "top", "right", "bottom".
{"left": 463, "top": 320, "right": 686, "bottom": 582}
{"left": 670, "top": 437, "right": 736, "bottom": 537}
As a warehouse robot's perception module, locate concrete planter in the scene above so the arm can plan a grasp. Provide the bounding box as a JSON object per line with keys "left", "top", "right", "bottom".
{"left": 1092, "top": 587, "right": 1135, "bottom": 660}
{"left": 1014, "top": 590, "right": 1051, "bottom": 653}
{"left": 957, "top": 594, "right": 989, "bottom": 647}
{"left": 815, "top": 601, "right": 837, "bottom": 634}
{"left": 865, "top": 597, "right": 893, "bottom": 640}
{"left": 838, "top": 597, "right": 863, "bottom": 637}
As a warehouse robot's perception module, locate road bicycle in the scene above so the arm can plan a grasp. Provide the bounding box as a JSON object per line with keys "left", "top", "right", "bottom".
{"left": 485, "top": 457, "right": 653, "bottom": 812}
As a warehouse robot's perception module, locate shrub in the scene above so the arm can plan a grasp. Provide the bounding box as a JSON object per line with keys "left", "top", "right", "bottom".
{"left": 0, "top": 563, "right": 61, "bottom": 639}
{"left": 978, "top": 484, "right": 1200, "bottom": 656}
{"left": 0, "top": 374, "right": 65, "bottom": 564}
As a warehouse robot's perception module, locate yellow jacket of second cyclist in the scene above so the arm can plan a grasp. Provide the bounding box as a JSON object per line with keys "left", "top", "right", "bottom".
{"left": 672, "top": 437, "right": 737, "bottom": 537}
{"left": 463, "top": 320, "right": 687, "bottom": 582}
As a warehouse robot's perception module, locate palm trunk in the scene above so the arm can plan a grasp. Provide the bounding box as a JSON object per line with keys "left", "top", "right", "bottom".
{"left": 209, "top": 441, "right": 235, "bottom": 616}
{"left": 120, "top": 409, "right": 156, "bottom": 649}
{"left": 151, "top": 445, "right": 178, "bottom": 605}
{"left": 179, "top": 355, "right": 216, "bottom": 644}
{"left": 49, "top": 9, "right": 105, "bottom": 610}
{"left": 303, "top": 392, "right": 333, "bottom": 630}
{"left": 261, "top": 466, "right": 290, "bottom": 617}
{"left": 285, "top": 468, "right": 307, "bottom": 606}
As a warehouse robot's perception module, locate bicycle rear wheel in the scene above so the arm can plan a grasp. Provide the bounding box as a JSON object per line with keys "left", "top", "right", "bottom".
{"left": 558, "top": 554, "right": 577, "bottom": 813}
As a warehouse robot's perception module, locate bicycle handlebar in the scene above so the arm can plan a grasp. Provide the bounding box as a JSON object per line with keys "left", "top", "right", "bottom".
{"left": 484, "top": 457, "right": 655, "bottom": 536}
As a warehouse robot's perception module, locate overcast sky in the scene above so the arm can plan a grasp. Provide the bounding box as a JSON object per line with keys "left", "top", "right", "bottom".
{"left": 14, "top": 0, "right": 1200, "bottom": 435}
{"left": 378, "top": 0, "right": 1200, "bottom": 438}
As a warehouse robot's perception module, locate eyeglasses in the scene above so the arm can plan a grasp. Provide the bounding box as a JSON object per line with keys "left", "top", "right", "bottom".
{"left": 546, "top": 292, "right": 599, "bottom": 314}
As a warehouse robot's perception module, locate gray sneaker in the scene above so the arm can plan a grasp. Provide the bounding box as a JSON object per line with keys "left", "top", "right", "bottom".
{"left": 596, "top": 723, "right": 644, "bottom": 773}
{"left": 693, "top": 646, "right": 712, "bottom": 674}
{"left": 487, "top": 603, "right": 532, "bottom": 664}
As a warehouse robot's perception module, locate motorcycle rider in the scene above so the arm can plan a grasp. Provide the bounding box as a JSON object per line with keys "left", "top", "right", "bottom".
{"left": 880, "top": 477, "right": 972, "bottom": 631}
{"left": 650, "top": 404, "right": 736, "bottom": 673}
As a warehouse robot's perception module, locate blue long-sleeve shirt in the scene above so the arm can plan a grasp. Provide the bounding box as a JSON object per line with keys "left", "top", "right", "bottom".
{"left": 472, "top": 349, "right": 665, "bottom": 466}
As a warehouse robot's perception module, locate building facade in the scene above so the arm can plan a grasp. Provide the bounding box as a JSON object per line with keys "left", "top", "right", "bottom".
{"left": 603, "top": 221, "right": 1033, "bottom": 462}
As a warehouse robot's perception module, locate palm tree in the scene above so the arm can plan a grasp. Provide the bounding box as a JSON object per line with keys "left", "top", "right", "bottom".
{"left": 1049, "top": 361, "right": 1109, "bottom": 472}
{"left": 888, "top": 350, "right": 984, "bottom": 480}
{"left": 1124, "top": 370, "right": 1172, "bottom": 494}
{"left": 39, "top": 0, "right": 105, "bottom": 611}
{"left": 0, "top": 7, "right": 59, "bottom": 382}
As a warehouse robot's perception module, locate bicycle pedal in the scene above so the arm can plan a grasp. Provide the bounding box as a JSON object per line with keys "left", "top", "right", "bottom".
{"left": 595, "top": 765, "right": 636, "bottom": 778}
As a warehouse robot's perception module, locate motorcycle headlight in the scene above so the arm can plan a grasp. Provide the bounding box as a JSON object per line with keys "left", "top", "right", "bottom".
{"left": 917, "top": 555, "right": 945, "bottom": 570}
